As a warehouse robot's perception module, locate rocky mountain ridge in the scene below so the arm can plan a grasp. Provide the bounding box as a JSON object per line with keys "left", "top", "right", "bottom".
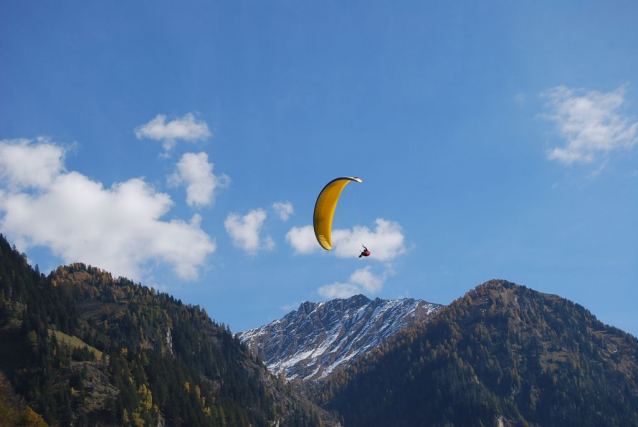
{"left": 238, "top": 294, "right": 442, "bottom": 381}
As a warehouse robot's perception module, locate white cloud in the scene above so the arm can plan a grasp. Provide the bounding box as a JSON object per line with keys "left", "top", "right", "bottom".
{"left": 0, "top": 137, "right": 66, "bottom": 189}
{"left": 135, "top": 113, "right": 212, "bottom": 151}
{"left": 318, "top": 282, "right": 361, "bottom": 299}
{"left": 225, "top": 209, "right": 274, "bottom": 255}
{"left": 541, "top": 85, "right": 638, "bottom": 164}
{"left": 318, "top": 266, "right": 386, "bottom": 299}
{"left": 331, "top": 219, "right": 406, "bottom": 261}
{"left": 0, "top": 138, "right": 216, "bottom": 281}
{"left": 286, "top": 225, "right": 320, "bottom": 254}
{"left": 273, "top": 201, "right": 294, "bottom": 221}
{"left": 286, "top": 219, "right": 406, "bottom": 261}
{"left": 350, "top": 266, "right": 384, "bottom": 293}
{"left": 168, "top": 152, "right": 230, "bottom": 207}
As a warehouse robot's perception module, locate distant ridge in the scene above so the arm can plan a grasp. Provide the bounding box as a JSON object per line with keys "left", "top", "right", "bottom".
{"left": 238, "top": 294, "right": 442, "bottom": 381}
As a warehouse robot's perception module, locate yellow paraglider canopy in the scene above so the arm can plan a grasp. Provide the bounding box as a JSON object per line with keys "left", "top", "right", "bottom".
{"left": 313, "top": 176, "right": 362, "bottom": 250}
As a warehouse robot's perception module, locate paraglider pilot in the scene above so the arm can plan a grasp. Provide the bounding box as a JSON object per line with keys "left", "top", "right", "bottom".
{"left": 359, "top": 245, "right": 371, "bottom": 258}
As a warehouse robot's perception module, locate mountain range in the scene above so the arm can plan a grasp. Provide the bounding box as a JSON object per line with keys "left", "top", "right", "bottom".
{"left": 2, "top": 230, "right": 638, "bottom": 426}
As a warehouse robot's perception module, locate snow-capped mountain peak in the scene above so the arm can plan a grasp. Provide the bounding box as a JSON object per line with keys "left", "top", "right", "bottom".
{"left": 238, "top": 294, "right": 442, "bottom": 381}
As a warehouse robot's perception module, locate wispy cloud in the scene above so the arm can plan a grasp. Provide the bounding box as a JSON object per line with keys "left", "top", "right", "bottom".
{"left": 135, "top": 113, "right": 212, "bottom": 151}
{"left": 0, "top": 138, "right": 216, "bottom": 281}
{"left": 318, "top": 266, "right": 387, "bottom": 299}
{"left": 541, "top": 85, "right": 638, "bottom": 165}
{"left": 272, "top": 201, "right": 294, "bottom": 221}
{"left": 168, "top": 152, "right": 230, "bottom": 207}
{"left": 225, "top": 209, "right": 274, "bottom": 255}
{"left": 280, "top": 301, "right": 301, "bottom": 311}
{"left": 514, "top": 93, "right": 526, "bottom": 106}
{"left": 286, "top": 218, "right": 406, "bottom": 261}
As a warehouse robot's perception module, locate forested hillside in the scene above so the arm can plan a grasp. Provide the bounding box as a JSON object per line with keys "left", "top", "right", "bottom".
{"left": 0, "top": 234, "right": 335, "bottom": 427}
{"left": 316, "top": 280, "right": 638, "bottom": 427}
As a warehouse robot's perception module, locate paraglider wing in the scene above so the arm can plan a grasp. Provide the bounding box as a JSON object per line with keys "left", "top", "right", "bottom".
{"left": 313, "top": 176, "right": 362, "bottom": 250}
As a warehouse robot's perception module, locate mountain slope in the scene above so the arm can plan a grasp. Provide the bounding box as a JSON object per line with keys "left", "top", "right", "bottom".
{"left": 0, "top": 372, "right": 47, "bottom": 427}
{"left": 238, "top": 295, "right": 441, "bottom": 381}
{"left": 315, "top": 280, "right": 638, "bottom": 427}
{"left": 0, "top": 234, "right": 337, "bottom": 427}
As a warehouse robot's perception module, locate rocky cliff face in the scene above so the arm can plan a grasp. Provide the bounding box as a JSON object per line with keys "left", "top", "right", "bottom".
{"left": 238, "top": 294, "right": 442, "bottom": 381}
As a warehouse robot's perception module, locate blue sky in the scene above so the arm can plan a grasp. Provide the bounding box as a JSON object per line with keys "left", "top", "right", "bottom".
{"left": 1, "top": 1, "right": 637, "bottom": 335}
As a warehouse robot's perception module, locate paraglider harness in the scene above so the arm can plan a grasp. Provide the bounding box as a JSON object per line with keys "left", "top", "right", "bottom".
{"left": 359, "top": 245, "right": 371, "bottom": 258}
